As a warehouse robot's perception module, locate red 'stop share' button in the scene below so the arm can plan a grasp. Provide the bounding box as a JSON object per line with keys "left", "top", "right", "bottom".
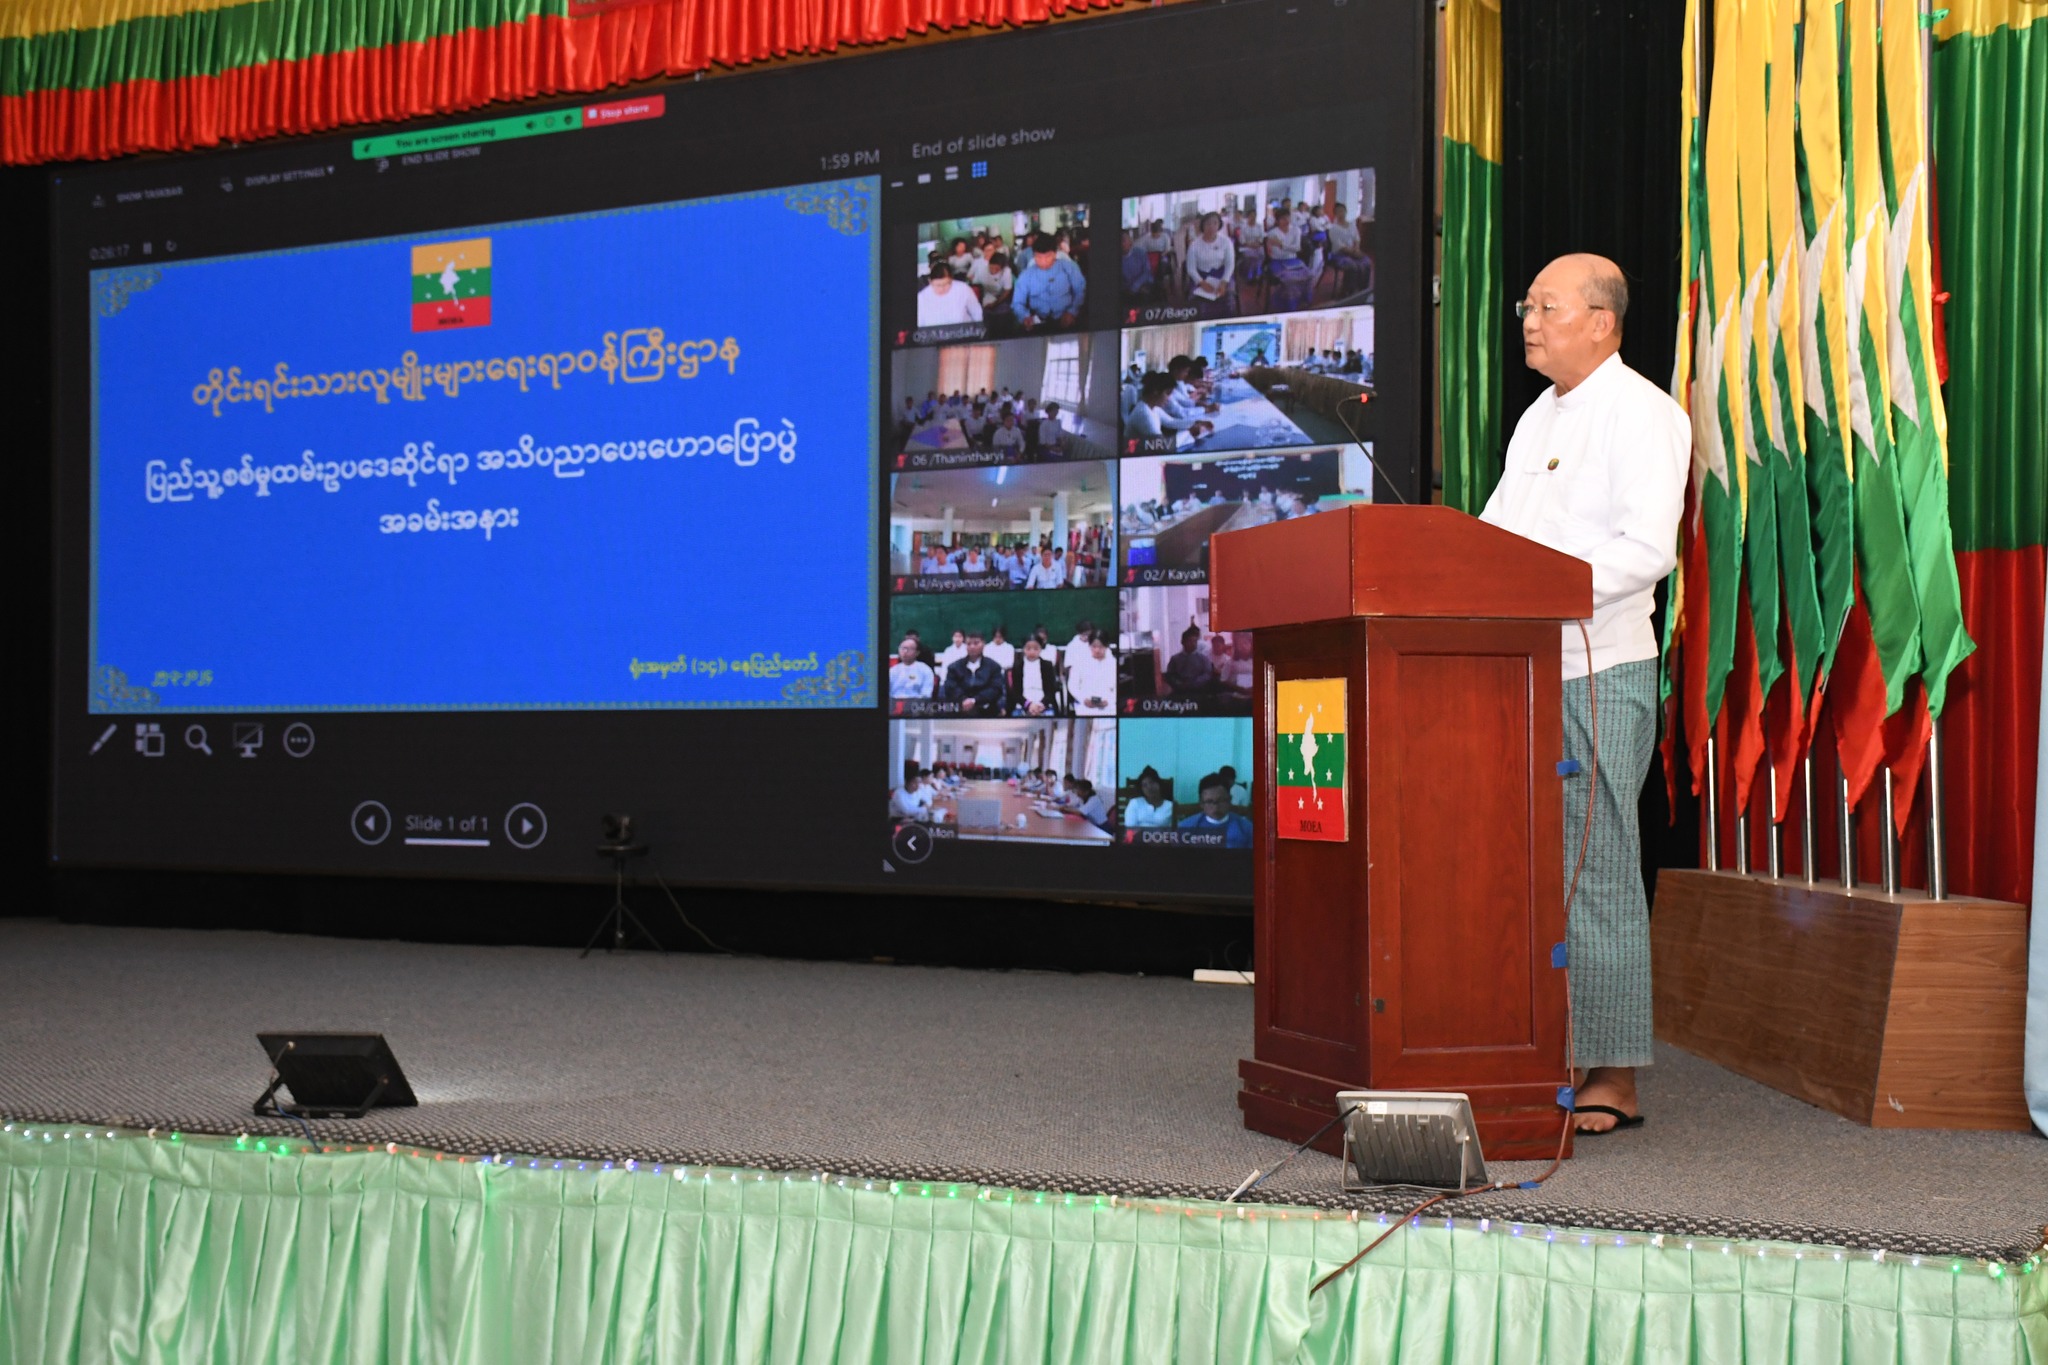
{"left": 583, "top": 95, "right": 666, "bottom": 127}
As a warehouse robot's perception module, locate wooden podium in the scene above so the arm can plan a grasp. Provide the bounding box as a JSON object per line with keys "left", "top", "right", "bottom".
{"left": 1210, "top": 505, "right": 1594, "bottom": 1161}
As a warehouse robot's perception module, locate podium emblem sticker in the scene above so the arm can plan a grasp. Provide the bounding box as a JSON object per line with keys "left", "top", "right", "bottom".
{"left": 1276, "top": 677, "right": 1347, "bottom": 841}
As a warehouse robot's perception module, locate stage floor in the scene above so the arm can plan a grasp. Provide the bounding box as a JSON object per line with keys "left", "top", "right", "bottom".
{"left": 2, "top": 920, "right": 2041, "bottom": 1261}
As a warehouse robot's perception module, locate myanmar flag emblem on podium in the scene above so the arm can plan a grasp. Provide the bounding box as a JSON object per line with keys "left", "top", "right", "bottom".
{"left": 411, "top": 239, "right": 492, "bottom": 332}
{"left": 1275, "top": 677, "right": 1347, "bottom": 841}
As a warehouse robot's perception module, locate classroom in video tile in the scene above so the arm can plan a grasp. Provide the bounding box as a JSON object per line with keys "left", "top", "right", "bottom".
{"left": 1120, "top": 167, "right": 1375, "bottom": 323}
{"left": 1118, "top": 584, "right": 1252, "bottom": 716}
{"left": 910, "top": 205, "right": 1092, "bottom": 343}
{"left": 1116, "top": 717, "right": 1255, "bottom": 848}
{"left": 888, "top": 717, "right": 1118, "bottom": 843}
{"left": 1119, "top": 307, "right": 1374, "bottom": 455}
{"left": 890, "top": 462, "right": 1117, "bottom": 592}
{"left": 1117, "top": 446, "right": 1372, "bottom": 584}
{"left": 891, "top": 332, "right": 1120, "bottom": 469}
{"left": 887, "top": 588, "right": 1118, "bottom": 717}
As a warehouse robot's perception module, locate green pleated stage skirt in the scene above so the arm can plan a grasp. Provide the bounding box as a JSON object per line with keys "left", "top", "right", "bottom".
{"left": 3, "top": 1124, "right": 2044, "bottom": 1363}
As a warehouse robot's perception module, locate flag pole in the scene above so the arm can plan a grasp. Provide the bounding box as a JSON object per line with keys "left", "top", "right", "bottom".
{"left": 1920, "top": 0, "right": 1935, "bottom": 177}
{"left": 1801, "top": 753, "right": 1818, "bottom": 882}
{"left": 1925, "top": 718, "right": 1949, "bottom": 899}
{"left": 1837, "top": 767, "right": 1857, "bottom": 890}
{"left": 1735, "top": 793, "right": 1751, "bottom": 874}
{"left": 1766, "top": 758, "right": 1783, "bottom": 878}
{"left": 1705, "top": 734, "right": 1721, "bottom": 871}
{"left": 1880, "top": 766, "right": 1901, "bottom": 894}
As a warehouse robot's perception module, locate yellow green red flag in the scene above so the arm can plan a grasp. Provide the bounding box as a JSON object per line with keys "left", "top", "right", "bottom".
{"left": 1275, "top": 678, "right": 1347, "bottom": 842}
{"left": 411, "top": 238, "right": 493, "bottom": 333}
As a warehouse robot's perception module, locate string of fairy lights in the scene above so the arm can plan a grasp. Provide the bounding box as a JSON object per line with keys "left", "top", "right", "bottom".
{"left": 4, "top": 1122, "right": 2039, "bottom": 1282}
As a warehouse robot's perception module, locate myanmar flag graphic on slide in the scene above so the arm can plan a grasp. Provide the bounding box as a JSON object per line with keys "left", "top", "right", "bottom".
{"left": 411, "top": 238, "right": 492, "bottom": 332}
{"left": 1275, "top": 677, "right": 1346, "bottom": 841}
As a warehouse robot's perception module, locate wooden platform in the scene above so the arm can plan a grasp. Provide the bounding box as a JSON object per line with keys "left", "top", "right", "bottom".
{"left": 1650, "top": 868, "right": 2033, "bottom": 1131}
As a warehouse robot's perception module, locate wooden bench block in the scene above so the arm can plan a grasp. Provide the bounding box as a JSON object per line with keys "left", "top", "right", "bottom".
{"left": 1650, "top": 869, "right": 2032, "bottom": 1130}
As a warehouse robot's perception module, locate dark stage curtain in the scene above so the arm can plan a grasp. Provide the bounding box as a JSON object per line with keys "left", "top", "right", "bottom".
{"left": 1500, "top": 0, "right": 1688, "bottom": 418}
{"left": 1498, "top": 0, "right": 1692, "bottom": 881}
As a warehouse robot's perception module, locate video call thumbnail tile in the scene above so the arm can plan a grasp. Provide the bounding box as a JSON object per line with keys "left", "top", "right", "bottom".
{"left": 1118, "top": 446, "right": 1372, "bottom": 585}
{"left": 890, "top": 461, "right": 1117, "bottom": 593}
{"left": 890, "top": 332, "right": 1119, "bottom": 470}
{"left": 1120, "top": 168, "right": 1375, "bottom": 325}
{"left": 907, "top": 205, "right": 1092, "bottom": 345}
{"left": 888, "top": 716, "right": 1118, "bottom": 843}
{"left": 1117, "top": 717, "right": 1254, "bottom": 848}
{"left": 1118, "top": 584, "right": 1251, "bottom": 717}
{"left": 1119, "top": 308, "right": 1374, "bottom": 456}
{"left": 887, "top": 588, "right": 1118, "bottom": 718}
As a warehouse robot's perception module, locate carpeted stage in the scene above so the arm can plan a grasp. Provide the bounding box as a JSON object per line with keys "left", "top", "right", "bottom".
{"left": 3, "top": 920, "right": 2042, "bottom": 1262}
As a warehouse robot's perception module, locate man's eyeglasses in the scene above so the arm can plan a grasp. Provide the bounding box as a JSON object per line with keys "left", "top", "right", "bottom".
{"left": 1514, "top": 298, "right": 1613, "bottom": 320}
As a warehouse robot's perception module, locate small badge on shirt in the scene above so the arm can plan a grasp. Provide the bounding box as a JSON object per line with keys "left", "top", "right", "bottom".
{"left": 1546, "top": 457, "right": 1560, "bottom": 470}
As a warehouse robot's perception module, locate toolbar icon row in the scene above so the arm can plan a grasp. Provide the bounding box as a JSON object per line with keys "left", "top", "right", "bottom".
{"left": 98, "top": 720, "right": 316, "bottom": 758}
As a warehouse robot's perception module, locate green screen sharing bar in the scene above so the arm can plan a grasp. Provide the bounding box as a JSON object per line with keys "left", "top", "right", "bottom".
{"left": 352, "top": 96, "right": 666, "bottom": 161}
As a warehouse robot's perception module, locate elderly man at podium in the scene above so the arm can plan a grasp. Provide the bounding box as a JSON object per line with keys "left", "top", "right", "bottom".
{"left": 1478, "top": 254, "right": 1688, "bottom": 1135}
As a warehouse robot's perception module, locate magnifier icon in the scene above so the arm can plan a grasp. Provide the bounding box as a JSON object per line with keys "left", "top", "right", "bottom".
{"left": 185, "top": 724, "right": 212, "bottom": 756}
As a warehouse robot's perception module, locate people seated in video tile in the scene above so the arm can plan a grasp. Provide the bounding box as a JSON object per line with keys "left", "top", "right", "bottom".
{"left": 958, "top": 544, "right": 991, "bottom": 576}
{"left": 917, "top": 265, "right": 984, "bottom": 329}
{"left": 921, "top": 544, "right": 960, "bottom": 574}
{"left": 1126, "top": 373, "right": 1214, "bottom": 443}
{"left": 1163, "top": 625, "right": 1218, "bottom": 696}
{"left": 971, "top": 249, "right": 1015, "bottom": 314}
{"left": 1182, "top": 213, "right": 1237, "bottom": 316}
{"left": 1012, "top": 233, "right": 1086, "bottom": 330}
{"left": 1009, "top": 636, "right": 1063, "bottom": 716}
{"left": 1060, "top": 619, "right": 1097, "bottom": 671}
{"left": 940, "top": 632, "right": 1007, "bottom": 714}
{"left": 959, "top": 403, "right": 989, "bottom": 450}
{"left": 1125, "top": 767, "right": 1174, "bottom": 828}
{"left": 1067, "top": 631, "right": 1118, "bottom": 717}
{"left": 1177, "top": 772, "right": 1254, "bottom": 846}
{"left": 1212, "top": 636, "right": 1252, "bottom": 698}
{"left": 1022, "top": 548, "right": 1065, "bottom": 590}
{"left": 1168, "top": 356, "right": 1221, "bottom": 421}
{"left": 890, "top": 636, "right": 936, "bottom": 700}
{"left": 890, "top": 766, "right": 936, "bottom": 820}
{"left": 991, "top": 412, "right": 1025, "bottom": 456}
{"left": 984, "top": 626, "right": 1017, "bottom": 673}
{"left": 1135, "top": 219, "right": 1173, "bottom": 257}
{"left": 1074, "top": 779, "right": 1111, "bottom": 829}
{"left": 1121, "top": 230, "right": 1156, "bottom": 301}
{"left": 936, "top": 629, "right": 969, "bottom": 672}
{"left": 1033, "top": 403, "right": 1068, "bottom": 458}
{"left": 1327, "top": 204, "right": 1370, "bottom": 293}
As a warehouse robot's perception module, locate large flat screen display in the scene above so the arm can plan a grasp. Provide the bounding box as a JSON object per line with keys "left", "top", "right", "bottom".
{"left": 48, "top": 0, "right": 1429, "bottom": 907}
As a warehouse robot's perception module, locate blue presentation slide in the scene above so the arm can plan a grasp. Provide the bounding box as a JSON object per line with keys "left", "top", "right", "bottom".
{"left": 90, "top": 178, "right": 879, "bottom": 712}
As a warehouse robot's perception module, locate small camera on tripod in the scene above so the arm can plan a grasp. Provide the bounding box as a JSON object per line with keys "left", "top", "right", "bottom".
{"left": 584, "top": 814, "right": 656, "bottom": 956}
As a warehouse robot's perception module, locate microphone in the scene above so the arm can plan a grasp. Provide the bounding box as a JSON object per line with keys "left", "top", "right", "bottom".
{"left": 1336, "top": 393, "right": 1409, "bottom": 506}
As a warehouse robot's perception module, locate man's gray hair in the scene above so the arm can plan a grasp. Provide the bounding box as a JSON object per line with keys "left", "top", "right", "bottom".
{"left": 1583, "top": 266, "right": 1630, "bottom": 327}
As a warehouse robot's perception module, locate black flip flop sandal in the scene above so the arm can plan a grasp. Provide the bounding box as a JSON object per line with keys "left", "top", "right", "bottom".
{"left": 1571, "top": 1104, "right": 1645, "bottom": 1133}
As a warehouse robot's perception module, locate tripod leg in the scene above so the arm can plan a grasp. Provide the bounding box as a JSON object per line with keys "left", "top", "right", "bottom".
{"left": 619, "top": 899, "right": 665, "bottom": 953}
{"left": 580, "top": 905, "right": 616, "bottom": 958}
{"left": 612, "top": 858, "right": 629, "bottom": 952}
